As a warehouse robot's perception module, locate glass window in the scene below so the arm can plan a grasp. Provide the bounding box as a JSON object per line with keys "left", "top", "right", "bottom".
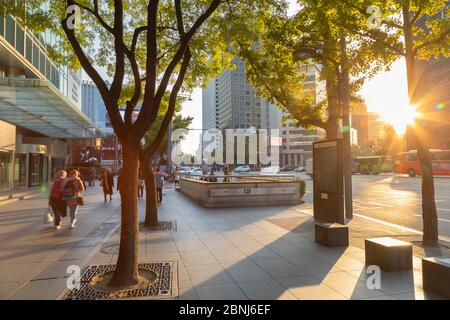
{"left": 5, "top": 15, "right": 15, "bottom": 45}
{"left": 407, "top": 154, "right": 418, "bottom": 162}
{"left": 16, "top": 25, "right": 24, "bottom": 55}
{"left": 26, "top": 35, "right": 32, "bottom": 62}
{"left": 33, "top": 43, "right": 39, "bottom": 69}
{"left": 29, "top": 154, "right": 42, "bottom": 187}
{"left": 0, "top": 15, "right": 4, "bottom": 37}
{"left": 14, "top": 154, "right": 26, "bottom": 187}
{"left": 40, "top": 53, "right": 45, "bottom": 74}
{"left": 45, "top": 59, "right": 51, "bottom": 79}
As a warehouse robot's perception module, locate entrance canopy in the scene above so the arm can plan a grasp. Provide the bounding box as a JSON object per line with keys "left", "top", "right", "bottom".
{"left": 0, "top": 78, "right": 101, "bottom": 138}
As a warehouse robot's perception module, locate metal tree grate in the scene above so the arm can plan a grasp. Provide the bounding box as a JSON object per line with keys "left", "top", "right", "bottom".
{"left": 114, "top": 220, "right": 177, "bottom": 235}
{"left": 63, "top": 262, "right": 177, "bottom": 300}
{"left": 140, "top": 220, "right": 177, "bottom": 232}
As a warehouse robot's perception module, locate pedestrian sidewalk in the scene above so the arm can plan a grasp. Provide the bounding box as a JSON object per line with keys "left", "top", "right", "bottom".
{"left": 0, "top": 185, "right": 121, "bottom": 299}
{"left": 70, "top": 189, "right": 447, "bottom": 300}
{"left": 0, "top": 185, "right": 48, "bottom": 205}
{"left": 1, "top": 185, "right": 448, "bottom": 300}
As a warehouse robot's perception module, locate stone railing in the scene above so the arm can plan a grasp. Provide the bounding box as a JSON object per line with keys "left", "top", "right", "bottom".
{"left": 179, "top": 175, "right": 302, "bottom": 208}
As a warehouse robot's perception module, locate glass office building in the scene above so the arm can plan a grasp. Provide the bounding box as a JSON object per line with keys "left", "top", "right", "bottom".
{"left": 0, "top": 5, "right": 99, "bottom": 192}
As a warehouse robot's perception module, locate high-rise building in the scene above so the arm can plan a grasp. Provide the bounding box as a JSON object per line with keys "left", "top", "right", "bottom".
{"left": 407, "top": 3, "right": 450, "bottom": 150}
{"left": 203, "top": 59, "right": 275, "bottom": 130}
{"left": 279, "top": 66, "right": 323, "bottom": 167}
{"left": 351, "top": 103, "right": 369, "bottom": 152}
{"left": 82, "top": 81, "right": 107, "bottom": 132}
{"left": 202, "top": 58, "right": 325, "bottom": 167}
{"left": 202, "top": 78, "right": 219, "bottom": 130}
{"left": 0, "top": 7, "right": 99, "bottom": 191}
{"left": 367, "top": 112, "right": 386, "bottom": 148}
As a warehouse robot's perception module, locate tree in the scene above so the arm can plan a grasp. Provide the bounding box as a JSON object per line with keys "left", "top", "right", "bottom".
{"left": 376, "top": 124, "right": 405, "bottom": 157}
{"left": 140, "top": 97, "right": 192, "bottom": 227}
{"left": 337, "top": 0, "right": 449, "bottom": 246}
{"left": 230, "top": 0, "right": 394, "bottom": 141}
{"left": 5, "top": 0, "right": 225, "bottom": 289}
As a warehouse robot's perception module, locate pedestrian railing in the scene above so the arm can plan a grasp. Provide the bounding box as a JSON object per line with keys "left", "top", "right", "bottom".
{"left": 180, "top": 173, "right": 296, "bottom": 183}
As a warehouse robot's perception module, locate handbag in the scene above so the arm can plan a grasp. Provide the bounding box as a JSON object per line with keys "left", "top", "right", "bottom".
{"left": 77, "top": 196, "right": 84, "bottom": 206}
{"left": 44, "top": 206, "right": 54, "bottom": 224}
{"left": 99, "top": 178, "right": 104, "bottom": 187}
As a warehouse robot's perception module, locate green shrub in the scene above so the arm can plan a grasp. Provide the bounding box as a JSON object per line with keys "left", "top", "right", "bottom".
{"left": 296, "top": 179, "right": 306, "bottom": 199}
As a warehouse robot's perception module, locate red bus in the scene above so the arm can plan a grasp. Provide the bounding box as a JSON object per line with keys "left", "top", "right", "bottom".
{"left": 394, "top": 150, "right": 450, "bottom": 177}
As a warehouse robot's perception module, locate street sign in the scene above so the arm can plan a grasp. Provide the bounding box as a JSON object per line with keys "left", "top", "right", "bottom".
{"left": 313, "top": 139, "right": 345, "bottom": 224}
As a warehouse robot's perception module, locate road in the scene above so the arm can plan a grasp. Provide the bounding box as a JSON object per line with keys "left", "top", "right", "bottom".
{"left": 301, "top": 173, "right": 450, "bottom": 240}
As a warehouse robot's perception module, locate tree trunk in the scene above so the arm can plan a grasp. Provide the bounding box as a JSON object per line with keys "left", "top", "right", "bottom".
{"left": 109, "top": 139, "right": 140, "bottom": 287}
{"left": 403, "top": 6, "right": 439, "bottom": 246}
{"left": 143, "top": 162, "right": 158, "bottom": 227}
{"left": 324, "top": 65, "right": 340, "bottom": 140}
{"left": 417, "top": 143, "right": 439, "bottom": 246}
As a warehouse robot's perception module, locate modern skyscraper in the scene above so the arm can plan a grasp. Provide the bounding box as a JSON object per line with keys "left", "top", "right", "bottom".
{"left": 203, "top": 58, "right": 279, "bottom": 131}
{"left": 82, "top": 81, "right": 107, "bottom": 132}
{"left": 202, "top": 58, "right": 325, "bottom": 167}
{"left": 407, "top": 2, "right": 450, "bottom": 150}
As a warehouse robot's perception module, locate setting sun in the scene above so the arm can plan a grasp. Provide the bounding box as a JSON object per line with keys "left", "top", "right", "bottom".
{"left": 361, "top": 59, "right": 420, "bottom": 135}
{"left": 378, "top": 103, "right": 420, "bottom": 135}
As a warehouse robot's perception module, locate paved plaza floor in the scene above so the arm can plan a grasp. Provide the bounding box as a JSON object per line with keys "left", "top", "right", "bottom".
{"left": 0, "top": 184, "right": 447, "bottom": 300}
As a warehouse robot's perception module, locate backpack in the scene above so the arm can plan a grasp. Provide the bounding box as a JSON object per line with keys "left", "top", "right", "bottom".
{"left": 62, "top": 179, "right": 77, "bottom": 201}
{"left": 50, "top": 180, "right": 63, "bottom": 199}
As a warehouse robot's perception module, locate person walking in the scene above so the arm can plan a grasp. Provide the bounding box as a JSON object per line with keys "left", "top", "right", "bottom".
{"left": 224, "top": 164, "right": 231, "bottom": 182}
{"left": 49, "top": 170, "right": 68, "bottom": 230}
{"left": 138, "top": 167, "right": 145, "bottom": 199}
{"left": 100, "top": 167, "right": 114, "bottom": 202}
{"left": 88, "top": 166, "right": 96, "bottom": 186}
{"left": 174, "top": 168, "right": 180, "bottom": 190}
{"left": 155, "top": 167, "right": 167, "bottom": 202}
{"left": 61, "top": 170, "right": 84, "bottom": 229}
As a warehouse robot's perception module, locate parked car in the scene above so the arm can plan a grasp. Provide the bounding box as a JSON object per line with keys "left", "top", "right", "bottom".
{"left": 261, "top": 166, "right": 280, "bottom": 175}
{"left": 189, "top": 168, "right": 203, "bottom": 175}
{"left": 278, "top": 166, "right": 295, "bottom": 173}
{"left": 294, "top": 166, "right": 305, "bottom": 172}
{"left": 233, "top": 165, "right": 252, "bottom": 173}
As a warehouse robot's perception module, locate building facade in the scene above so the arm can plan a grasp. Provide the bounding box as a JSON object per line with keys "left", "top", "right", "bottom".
{"left": 81, "top": 81, "right": 107, "bottom": 131}
{"left": 407, "top": 3, "right": 450, "bottom": 150}
{"left": 0, "top": 8, "right": 99, "bottom": 192}
{"left": 202, "top": 58, "right": 324, "bottom": 167}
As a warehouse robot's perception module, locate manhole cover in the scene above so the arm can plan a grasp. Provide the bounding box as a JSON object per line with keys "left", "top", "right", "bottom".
{"left": 100, "top": 243, "right": 120, "bottom": 254}
{"left": 63, "top": 262, "right": 177, "bottom": 300}
{"left": 140, "top": 220, "right": 177, "bottom": 232}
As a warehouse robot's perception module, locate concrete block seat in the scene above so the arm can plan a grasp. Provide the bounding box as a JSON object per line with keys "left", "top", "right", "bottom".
{"left": 365, "top": 237, "right": 412, "bottom": 272}
{"left": 315, "top": 223, "right": 349, "bottom": 247}
{"left": 422, "top": 257, "right": 450, "bottom": 299}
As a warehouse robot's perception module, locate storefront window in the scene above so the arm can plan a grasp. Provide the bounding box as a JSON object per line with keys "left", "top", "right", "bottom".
{"left": 14, "top": 154, "right": 26, "bottom": 187}
{"left": 0, "top": 152, "right": 12, "bottom": 192}
{"left": 29, "top": 154, "right": 42, "bottom": 187}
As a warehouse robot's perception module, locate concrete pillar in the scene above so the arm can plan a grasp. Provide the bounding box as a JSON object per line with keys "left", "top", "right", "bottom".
{"left": 9, "top": 150, "right": 15, "bottom": 191}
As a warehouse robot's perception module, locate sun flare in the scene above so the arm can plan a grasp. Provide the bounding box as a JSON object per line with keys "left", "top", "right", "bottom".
{"left": 378, "top": 103, "right": 419, "bottom": 135}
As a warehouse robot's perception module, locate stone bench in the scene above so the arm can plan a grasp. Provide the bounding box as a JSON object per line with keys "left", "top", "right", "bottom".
{"left": 315, "top": 223, "right": 349, "bottom": 247}
{"left": 422, "top": 257, "right": 450, "bottom": 299}
{"left": 365, "top": 237, "right": 412, "bottom": 271}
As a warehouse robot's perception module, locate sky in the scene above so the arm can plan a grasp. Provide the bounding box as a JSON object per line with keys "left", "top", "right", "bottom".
{"left": 83, "top": 0, "right": 412, "bottom": 154}
{"left": 179, "top": 0, "right": 411, "bottom": 135}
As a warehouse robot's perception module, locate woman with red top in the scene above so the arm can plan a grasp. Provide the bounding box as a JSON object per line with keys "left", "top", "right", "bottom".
{"left": 49, "top": 170, "right": 67, "bottom": 229}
